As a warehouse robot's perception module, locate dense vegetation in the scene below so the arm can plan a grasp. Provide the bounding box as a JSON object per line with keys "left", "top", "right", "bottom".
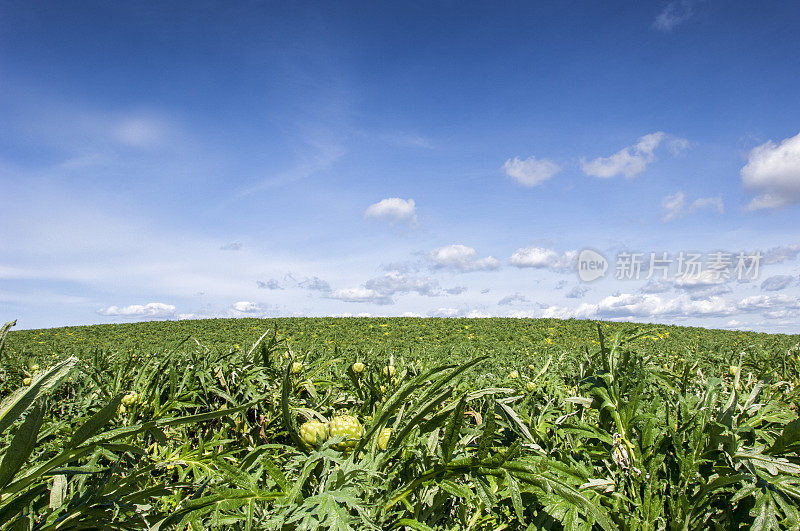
{"left": 1, "top": 317, "right": 799, "bottom": 530}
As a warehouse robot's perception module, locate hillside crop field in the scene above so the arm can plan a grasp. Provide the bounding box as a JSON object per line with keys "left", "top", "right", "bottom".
{"left": 1, "top": 317, "right": 800, "bottom": 530}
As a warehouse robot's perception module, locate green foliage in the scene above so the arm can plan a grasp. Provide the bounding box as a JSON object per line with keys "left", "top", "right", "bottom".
{"left": 1, "top": 318, "right": 798, "bottom": 529}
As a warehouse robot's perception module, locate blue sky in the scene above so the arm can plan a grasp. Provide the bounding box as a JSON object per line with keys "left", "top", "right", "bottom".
{"left": 2, "top": 1, "right": 800, "bottom": 332}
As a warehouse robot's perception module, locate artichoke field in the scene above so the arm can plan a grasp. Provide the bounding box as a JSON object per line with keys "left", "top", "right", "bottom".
{"left": 1, "top": 318, "right": 799, "bottom": 529}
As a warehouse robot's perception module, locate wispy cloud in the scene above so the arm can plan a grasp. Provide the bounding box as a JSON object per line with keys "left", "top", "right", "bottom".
{"left": 661, "top": 191, "right": 724, "bottom": 222}
{"left": 298, "top": 276, "right": 332, "bottom": 292}
{"left": 566, "top": 285, "right": 589, "bottom": 298}
{"left": 219, "top": 241, "right": 243, "bottom": 251}
{"left": 256, "top": 279, "right": 283, "bottom": 290}
{"left": 233, "top": 135, "right": 345, "bottom": 199}
{"left": 113, "top": 115, "right": 170, "bottom": 148}
{"left": 7, "top": 98, "right": 183, "bottom": 156}
{"left": 654, "top": 1, "right": 697, "bottom": 32}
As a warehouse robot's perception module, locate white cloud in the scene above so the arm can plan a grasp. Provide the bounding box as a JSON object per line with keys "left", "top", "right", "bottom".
{"left": 540, "top": 292, "right": 735, "bottom": 321}
{"left": 741, "top": 131, "right": 800, "bottom": 210}
{"left": 298, "top": 276, "right": 332, "bottom": 292}
{"left": 219, "top": 241, "right": 243, "bottom": 251}
{"left": 762, "top": 244, "right": 800, "bottom": 265}
{"left": 380, "top": 260, "right": 423, "bottom": 274}
{"left": 509, "top": 247, "right": 577, "bottom": 272}
{"left": 595, "top": 293, "right": 673, "bottom": 318}
{"left": 97, "top": 302, "right": 176, "bottom": 318}
{"left": 595, "top": 293, "right": 734, "bottom": 319}
{"left": 653, "top": 1, "right": 695, "bottom": 32}
{"left": 640, "top": 278, "right": 673, "bottom": 294}
{"left": 465, "top": 309, "right": 493, "bottom": 318}
{"left": 685, "top": 284, "right": 733, "bottom": 300}
{"left": 737, "top": 294, "right": 800, "bottom": 319}
{"left": 322, "top": 272, "right": 464, "bottom": 307}
{"left": 0, "top": 178, "right": 355, "bottom": 319}
{"left": 538, "top": 291, "right": 800, "bottom": 322}
{"left": 581, "top": 132, "right": 686, "bottom": 179}
{"left": 428, "top": 245, "right": 500, "bottom": 272}
{"left": 425, "top": 307, "right": 492, "bottom": 318}
{"left": 231, "top": 301, "right": 262, "bottom": 314}
{"left": 446, "top": 286, "right": 468, "bottom": 295}
{"left": 498, "top": 293, "right": 528, "bottom": 306}
{"left": 674, "top": 269, "right": 727, "bottom": 290}
{"left": 643, "top": 268, "right": 735, "bottom": 298}
{"left": 539, "top": 305, "right": 589, "bottom": 319}
{"left": 257, "top": 279, "right": 283, "bottom": 290}
{"left": 633, "top": 269, "right": 732, "bottom": 298}
{"left": 428, "top": 307, "right": 461, "bottom": 317}
{"left": 566, "top": 285, "right": 589, "bottom": 298}
{"left": 502, "top": 156, "right": 561, "bottom": 187}
{"left": 760, "top": 275, "right": 793, "bottom": 291}
{"left": 365, "top": 272, "right": 448, "bottom": 297}
{"left": 327, "top": 287, "right": 393, "bottom": 305}
{"left": 364, "top": 198, "right": 418, "bottom": 226}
